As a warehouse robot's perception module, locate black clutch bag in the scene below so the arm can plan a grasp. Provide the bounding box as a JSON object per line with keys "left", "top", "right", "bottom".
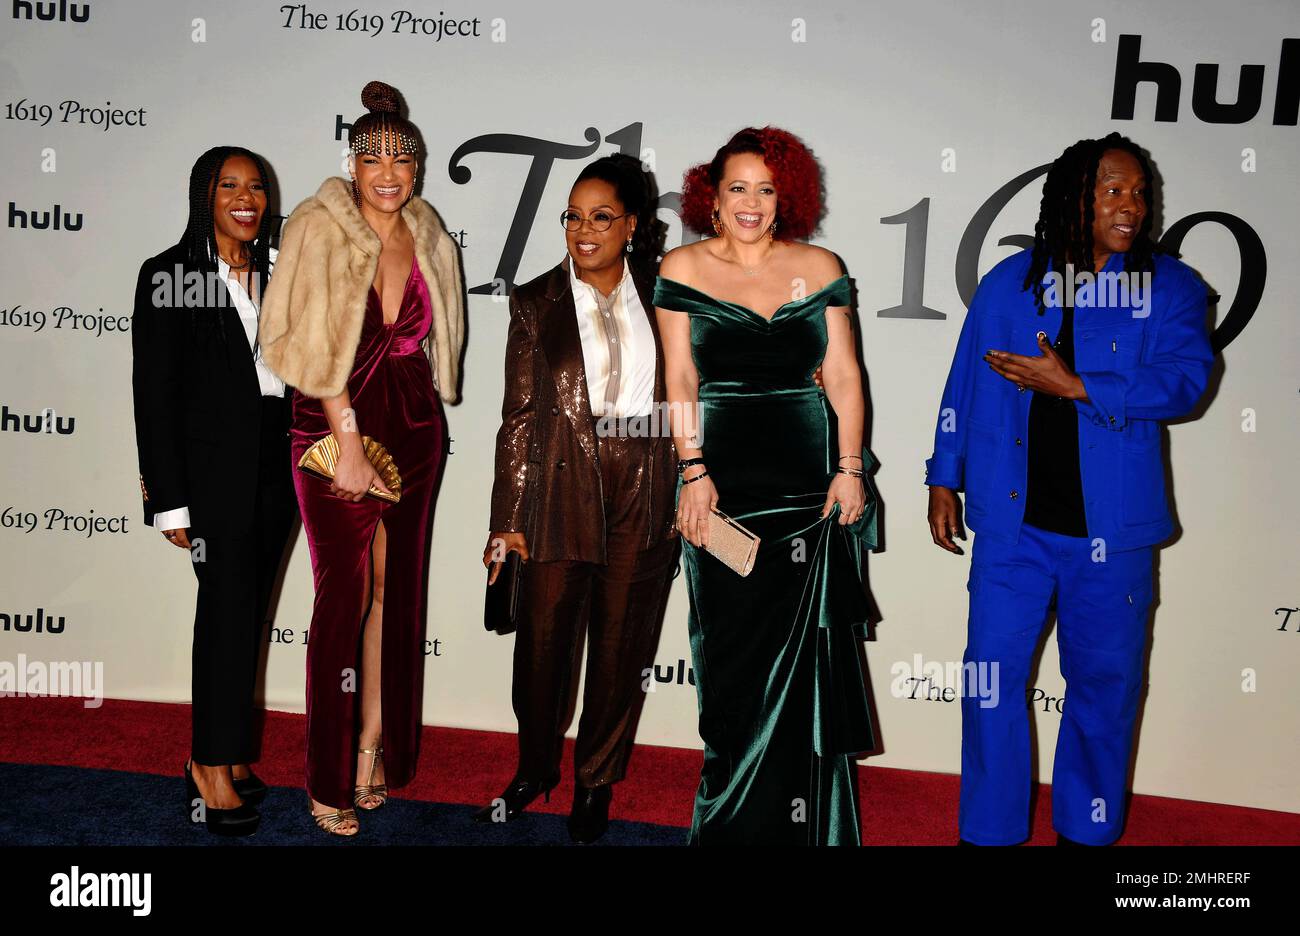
{"left": 484, "top": 550, "right": 524, "bottom": 635}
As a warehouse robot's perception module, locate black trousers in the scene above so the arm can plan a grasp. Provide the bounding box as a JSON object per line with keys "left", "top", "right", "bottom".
{"left": 512, "top": 432, "right": 679, "bottom": 788}
{"left": 188, "top": 397, "right": 296, "bottom": 765}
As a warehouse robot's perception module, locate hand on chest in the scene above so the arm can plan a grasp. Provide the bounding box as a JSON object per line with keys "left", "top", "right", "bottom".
{"left": 979, "top": 304, "right": 1147, "bottom": 373}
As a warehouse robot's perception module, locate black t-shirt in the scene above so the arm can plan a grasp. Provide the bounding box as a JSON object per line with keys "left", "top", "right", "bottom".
{"left": 1024, "top": 302, "right": 1088, "bottom": 537}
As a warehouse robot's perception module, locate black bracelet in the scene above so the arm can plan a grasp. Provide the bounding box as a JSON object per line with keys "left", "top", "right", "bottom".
{"left": 682, "top": 469, "right": 710, "bottom": 484}
{"left": 677, "top": 457, "right": 705, "bottom": 475}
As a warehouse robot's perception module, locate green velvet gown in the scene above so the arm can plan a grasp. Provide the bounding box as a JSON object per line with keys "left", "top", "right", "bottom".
{"left": 654, "top": 273, "right": 879, "bottom": 846}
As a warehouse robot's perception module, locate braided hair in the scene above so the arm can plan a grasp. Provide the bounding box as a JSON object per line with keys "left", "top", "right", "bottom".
{"left": 350, "top": 81, "right": 422, "bottom": 157}
{"left": 573, "top": 153, "right": 666, "bottom": 279}
{"left": 1023, "top": 132, "right": 1158, "bottom": 314}
{"left": 179, "top": 146, "right": 273, "bottom": 340}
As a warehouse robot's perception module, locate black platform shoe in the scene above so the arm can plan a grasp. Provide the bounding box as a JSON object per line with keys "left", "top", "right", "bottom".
{"left": 567, "top": 784, "right": 611, "bottom": 844}
{"left": 185, "top": 761, "right": 260, "bottom": 837}
{"left": 471, "top": 773, "right": 561, "bottom": 823}
{"left": 232, "top": 770, "right": 268, "bottom": 807}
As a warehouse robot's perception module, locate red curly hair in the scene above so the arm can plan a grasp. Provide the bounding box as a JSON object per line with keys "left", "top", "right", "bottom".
{"left": 679, "top": 126, "right": 824, "bottom": 241}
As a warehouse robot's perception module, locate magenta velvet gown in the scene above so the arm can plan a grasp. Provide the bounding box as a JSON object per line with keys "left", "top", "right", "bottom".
{"left": 290, "top": 256, "right": 447, "bottom": 810}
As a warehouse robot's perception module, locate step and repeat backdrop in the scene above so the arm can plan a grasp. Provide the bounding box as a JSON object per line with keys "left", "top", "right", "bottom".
{"left": 2, "top": 0, "right": 1296, "bottom": 814}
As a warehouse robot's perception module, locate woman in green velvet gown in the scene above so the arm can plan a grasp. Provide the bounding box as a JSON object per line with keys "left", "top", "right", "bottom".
{"left": 654, "top": 128, "right": 879, "bottom": 845}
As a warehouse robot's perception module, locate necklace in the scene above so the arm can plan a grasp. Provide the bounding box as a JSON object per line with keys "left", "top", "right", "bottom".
{"left": 729, "top": 243, "right": 776, "bottom": 276}
{"left": 219, "top": 243, "right": 250, "bottom": 270}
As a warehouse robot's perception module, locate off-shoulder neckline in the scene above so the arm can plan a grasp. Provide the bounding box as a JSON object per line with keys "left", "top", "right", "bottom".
{"left": 655, "top": 273, "right": 849, "bottom": 323}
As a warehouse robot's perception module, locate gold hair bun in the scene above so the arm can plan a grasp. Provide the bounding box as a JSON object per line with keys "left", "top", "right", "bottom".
{"left": 361, "top": 80, "right": 401, "bottom": 114}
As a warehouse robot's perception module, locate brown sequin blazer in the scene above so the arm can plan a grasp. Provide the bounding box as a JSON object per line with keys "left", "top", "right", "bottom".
{"left": 488, "top": 261, "right": 678, "bottom": 563}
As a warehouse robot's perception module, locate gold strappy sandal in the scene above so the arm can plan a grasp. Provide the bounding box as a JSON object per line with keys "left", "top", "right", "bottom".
{"left": 311, "top": 803, "right": 359, "bottom": 836}
{"left": 354, "top": 744, "right": 388, "bottom": 810}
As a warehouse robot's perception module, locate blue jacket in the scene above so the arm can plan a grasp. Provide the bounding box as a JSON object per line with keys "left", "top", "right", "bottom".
{"left": 925, "top": 248, "right": 1212, "bottom": 551}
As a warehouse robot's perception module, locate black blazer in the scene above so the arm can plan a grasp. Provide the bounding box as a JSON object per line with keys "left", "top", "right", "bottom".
{"left": 131, "top": 242, "right": 290, "bottom": 535}
{"left": 489, "top": 260, "right": 678, "bottom": 564}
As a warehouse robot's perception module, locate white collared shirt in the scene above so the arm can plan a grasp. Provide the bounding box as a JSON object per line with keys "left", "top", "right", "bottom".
{"left": 151, "top": 247, "right": 283, "bottom": 532}
{"left": 219, "top": 246, "right": 285, "bottom": 399}
{"left": 566, "top": 255, "right": 655, "bottom": 418}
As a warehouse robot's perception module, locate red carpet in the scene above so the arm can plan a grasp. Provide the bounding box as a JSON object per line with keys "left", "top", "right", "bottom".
{"left": 2, "top": 697, "right": 1296, "bottom": 844}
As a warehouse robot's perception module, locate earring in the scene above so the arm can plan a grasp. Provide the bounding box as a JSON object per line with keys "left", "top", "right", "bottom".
{"left": 351, "top": 178, "right": 362, "bottom": 210}
{"left": 767, "top": 219, "right": 777, "bottom": 240}
{"left": 711, "top": 209, "right": 723, "bottom": 237}
{"left": 625, "top": 239, "right": 633, "bottom": 253}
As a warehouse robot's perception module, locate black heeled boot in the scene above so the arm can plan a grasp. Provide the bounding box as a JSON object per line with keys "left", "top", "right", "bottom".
{"left": 185, "top": 761, "right": 260, "bottom": 837}
{"left": 472, "top": 773, "right": 561, "bottom": 823}
{"left": 568, "top": 784, "right": 611, "bottom": 844}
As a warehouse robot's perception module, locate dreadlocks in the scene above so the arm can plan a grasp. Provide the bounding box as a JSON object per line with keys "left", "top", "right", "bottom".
{"left": 1024, "top": 132, "right": 1158, "bottom": 314}
{"left": 179, "top": 146, "right": 274, "bottom": 340}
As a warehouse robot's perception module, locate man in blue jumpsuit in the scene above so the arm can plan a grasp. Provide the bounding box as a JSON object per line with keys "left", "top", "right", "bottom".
{"left": 925, "top": 133, "right": 1212, "bottom": 845}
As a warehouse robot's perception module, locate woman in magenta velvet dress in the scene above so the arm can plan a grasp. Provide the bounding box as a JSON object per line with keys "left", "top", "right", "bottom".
{"left": 289, "top": 254, "right": 445, "bottom": 835}
{"left": 259, "top": 81, "right": 465, "bottom": 836}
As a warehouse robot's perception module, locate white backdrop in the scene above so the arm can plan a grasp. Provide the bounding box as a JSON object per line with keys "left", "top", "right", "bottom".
{"left": 1, "top": 0, "right": 1296, "bottom": 814}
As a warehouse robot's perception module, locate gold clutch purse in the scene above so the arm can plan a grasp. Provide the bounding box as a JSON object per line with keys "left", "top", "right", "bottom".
{"left": 704, "top": 508, "right": 760, "bottom": 577}
{"left": 297, "top": 435, "right": 402, "bottom": 504}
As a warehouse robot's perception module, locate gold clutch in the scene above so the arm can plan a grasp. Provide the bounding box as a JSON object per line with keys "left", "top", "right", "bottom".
{"left": 704, "top": 508, "right": 760, "bottom": 577}
{"left": 297, "top": 434, "right": 402, "bottom": 504}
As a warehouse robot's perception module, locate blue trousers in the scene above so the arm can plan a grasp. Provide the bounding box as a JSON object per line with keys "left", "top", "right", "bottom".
{"left": 959, "top": 524, "right": 1154, "bottom": 845}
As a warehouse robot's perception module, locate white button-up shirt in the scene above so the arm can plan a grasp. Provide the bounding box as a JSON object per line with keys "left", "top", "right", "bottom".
{"left": 566, "top": 255, "right": 655, "bottom": 418}
{"left": 221, "top": 246, "right": 285, "bottom": 398}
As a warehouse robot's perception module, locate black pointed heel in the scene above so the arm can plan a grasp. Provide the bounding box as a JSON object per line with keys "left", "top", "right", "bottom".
{"left": 472, "top": 772, "right": 561, "bottom": 823}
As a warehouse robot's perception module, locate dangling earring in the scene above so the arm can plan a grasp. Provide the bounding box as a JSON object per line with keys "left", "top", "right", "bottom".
{"left": 767, "top": 219, "right": 777, "bottom": 240}
{"left": 711, "top": 209, "right": 723, "bottom": 237}
{"left": 625, "top": 239, "right": 633, "bottom": 253}
{"left": 351, "top": 177, "right": 362, "bottom": 210}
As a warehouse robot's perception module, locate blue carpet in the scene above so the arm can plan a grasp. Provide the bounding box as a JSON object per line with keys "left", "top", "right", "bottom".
{"left": 0, "top": 763, "right": 687, "bottom": 846}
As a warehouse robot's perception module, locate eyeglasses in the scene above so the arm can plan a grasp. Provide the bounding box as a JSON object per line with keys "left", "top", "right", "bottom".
{"left": 560, "top": 209, "right": 632, "bottom": 232}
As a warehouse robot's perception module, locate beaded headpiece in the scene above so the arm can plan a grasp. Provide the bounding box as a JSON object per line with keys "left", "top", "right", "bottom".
{"left": 349, "top": 116, "right": 419, "bottom": 157}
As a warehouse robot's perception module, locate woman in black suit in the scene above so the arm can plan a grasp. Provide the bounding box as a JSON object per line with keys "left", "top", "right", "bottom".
{"left": 131, "top": 146, "right": 296, "bottom": 836}
{"left": 479, "top": 154, "right": 680, "bottom": 843}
